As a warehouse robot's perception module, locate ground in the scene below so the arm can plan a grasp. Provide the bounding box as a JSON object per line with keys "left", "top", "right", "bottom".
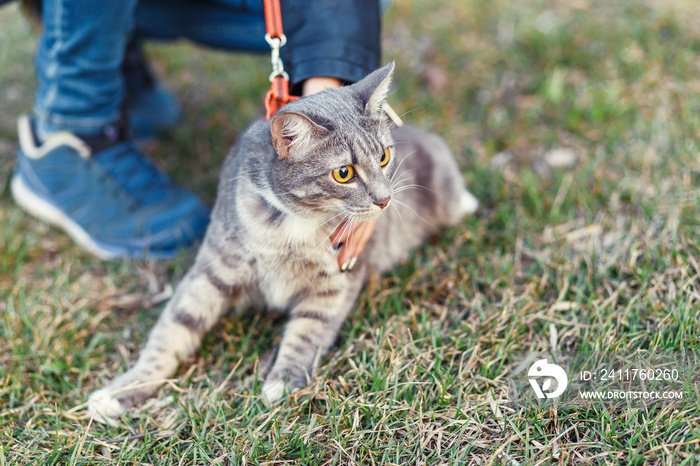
{"left": 1, "top": 0, "right": 699, "bottom": 464}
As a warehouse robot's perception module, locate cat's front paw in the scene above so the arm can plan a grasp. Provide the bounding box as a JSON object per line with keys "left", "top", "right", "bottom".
{"left": 262, "top": 380, "right": 294, "bottom": 405}
{"left": 261, "top": 367, "right": 308, "bottom": 405}
{"left": 88, "top": 388, "right": 126, "bottom": 423}
{"left": 87, "top": 375, "right": 156, "bottom": 421}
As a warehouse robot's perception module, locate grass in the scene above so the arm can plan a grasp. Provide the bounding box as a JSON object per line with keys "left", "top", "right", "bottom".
{"left": 2, "top": 0, "right": 700, "bottom": 464}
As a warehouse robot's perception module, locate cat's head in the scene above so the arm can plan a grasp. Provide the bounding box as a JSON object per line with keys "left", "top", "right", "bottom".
{"left": 268, "top": 63, "right": 397, "bottom": 223}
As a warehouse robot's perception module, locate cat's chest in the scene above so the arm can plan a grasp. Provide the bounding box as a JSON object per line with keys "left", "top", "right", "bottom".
{"left": 249, "top": 217, "right": 337, "bottom": 310}
{"left": 254, "top": 253, "right": 333, "bottom": 310}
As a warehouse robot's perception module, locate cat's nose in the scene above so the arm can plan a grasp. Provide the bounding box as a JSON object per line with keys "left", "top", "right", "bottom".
{"left": 374, "top": 197, "right": 391, "bottom": 209}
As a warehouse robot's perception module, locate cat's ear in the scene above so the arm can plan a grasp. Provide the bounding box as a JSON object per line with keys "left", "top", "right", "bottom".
{"left": 270, "top": 111, "right": 329, "bottom": 160}
{"left": 353, "top": 62, "right": 395, "bottom": 116}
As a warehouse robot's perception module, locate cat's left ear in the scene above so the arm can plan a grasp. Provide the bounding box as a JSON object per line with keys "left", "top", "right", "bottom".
{"left": 270, "top": 111, "right": 329, "bottom": 160}
{"left": 354, "top": 62, "right": 395, "bottom": 116}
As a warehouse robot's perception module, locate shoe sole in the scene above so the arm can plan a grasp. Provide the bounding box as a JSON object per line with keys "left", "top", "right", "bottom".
{"left": 12, "top": 174, "right": 129, "bottom": 259}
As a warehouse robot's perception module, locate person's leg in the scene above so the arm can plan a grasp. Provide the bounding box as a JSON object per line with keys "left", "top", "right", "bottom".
{"left": 33, "top": 0, "right": 137, "bottom": 137}
{"left": 121, "top": 0, "right": 267, "bottom": 138}
{"left": 133, "top": 0, "right": 267, "bottom": 53}
{"left": 122, "top": 37, "right": 182, "bottom": 139}
{"left": 14, "top": 0, "right": 181, "bottom": 139}
{"left": 13, "top": 0, "right": 209, "bottom": 259}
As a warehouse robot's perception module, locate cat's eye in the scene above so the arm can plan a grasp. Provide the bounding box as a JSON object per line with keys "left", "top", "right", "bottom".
{"left": 380, "top": 147, "right": 391, "bottom": 167}
{"left": 332, "top": 165, "right": 355, "bottom": 183}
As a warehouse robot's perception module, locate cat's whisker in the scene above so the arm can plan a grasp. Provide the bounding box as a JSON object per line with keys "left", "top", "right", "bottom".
{"left": 388, "top": 199, "right": 409, "bottom": 231}
{"left": 391, "top": 181, "right": 427, "bottom": 195}
{"left": 390, "top": 149, "right": 418, "bottom": 182}
{"left": 288, "top": 210, "right": 348, "bottom": 248}
{"left": 395, "top": 209, "right": 409, "bottom": 231}
{"left": 392, "top": 185, "right": 428, "bottom": 195}
{"left": 319, "top": 216, "right": 351, "bottom": 290}
{"left": 397, "top": 184, "right": 437, "bottom": 194}
{"left": 392, "top": 175, "right": 438, "bottom": 195}
{"left": 391, "top": 179, "right": 421, "bottom": 189}
{"left": 289, "top": 230, "right": 346, "bottom": 262}
{"left": 390, "top": 167, "right": 417, "bottom": 185}
{"left": 306, "top": 204, "right": 346, "bottom": 211}
{"left": 330, "top": 213, "right": 359, "bottom": 268}
{"left": 332, "top": 213, "right": 355, "bottom": 251}
{"left": 350, "top": 217, "right": 361, "bottom": 256}
{"left": 399, "top": 105, "right": 425, "bottom": 119}
{"left": 288, "top": 212, "right": 351, "bottom": 262}
{"left": 390, "top": 172, "right": 419, "bottom": 189}
{"left": 301, "top": 213, "right": 353, "bottom": 296}
{"left": 344, "top": 216, "right": 359, "bottom": 265}
{"left": 224, "top": 174, "right": 248, "bottom": 183}
{"left": 317, "top": 213, "right": 356, "bottom": 291}
{"left": 393, "top": 183, "right": 424, "bottom": 190}
{"left": 391, "top": 199, "right": 431, "bottom": 225}
{"left": 273, "top": 195, "right": 349, "bottom": 216}
{"left": 273, "top": 190, "right": 299, "bottom": 198}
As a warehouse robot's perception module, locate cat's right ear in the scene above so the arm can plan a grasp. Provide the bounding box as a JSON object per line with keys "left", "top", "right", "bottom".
{"left": 270, "top": 111, "right": 329, "bottom": 160}
{"left": 353, "top": 62, "right": 395, "bottom": 116}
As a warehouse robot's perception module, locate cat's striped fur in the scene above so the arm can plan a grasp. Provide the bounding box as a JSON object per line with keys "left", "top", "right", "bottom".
{"left": 88, "top": 64, "right": 478, "bottom": 418}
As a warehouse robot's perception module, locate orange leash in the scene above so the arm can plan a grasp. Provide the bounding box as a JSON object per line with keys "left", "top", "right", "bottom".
{"left": 262, "top": 0, "right": 367, "bottom": 272}
{"left": 263, "top": 0, "right": 298, "bottom": 119}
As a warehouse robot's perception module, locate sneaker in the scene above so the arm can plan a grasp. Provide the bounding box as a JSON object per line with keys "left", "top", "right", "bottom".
{"left": 123, "top": 40, "right": 181, "bottom": 139}
{"left": 11, "top": 115, "right": 210, "bottom": 259}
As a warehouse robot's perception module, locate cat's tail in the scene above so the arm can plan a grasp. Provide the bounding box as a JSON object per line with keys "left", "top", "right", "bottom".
{"left": 460, "top": 189, "right": 479, "bottom": 216}
{"left": 444, "top": 188, "right": 479, "bottom": 226}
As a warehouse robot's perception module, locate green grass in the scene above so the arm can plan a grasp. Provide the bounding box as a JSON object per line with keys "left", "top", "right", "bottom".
{"left": 2, "top": 0, "right": 700, "bottom": 464}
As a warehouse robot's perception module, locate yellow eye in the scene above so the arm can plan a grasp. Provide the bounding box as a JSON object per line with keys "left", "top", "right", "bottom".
{"left": 380, "top": 147, "right": 391, "bottom": 167}
{"left": 332, "top": 165, "right": 354, "bottom": 183}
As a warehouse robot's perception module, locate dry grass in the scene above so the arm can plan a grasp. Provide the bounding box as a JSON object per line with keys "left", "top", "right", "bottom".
{"left": 1, "top": 0, "right": 700, "bottom": 464}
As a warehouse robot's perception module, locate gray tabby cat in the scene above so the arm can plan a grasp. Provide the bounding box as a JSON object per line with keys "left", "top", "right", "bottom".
{"left": 88, "top": 63, "right": 478, "bottom": 418}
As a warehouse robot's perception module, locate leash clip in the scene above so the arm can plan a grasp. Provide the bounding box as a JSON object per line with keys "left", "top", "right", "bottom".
{"left": 265, "top": 33, "right": 289, "bottom": 82}
{"left": 262, "top": 1, "right": 297, "bottom": 119}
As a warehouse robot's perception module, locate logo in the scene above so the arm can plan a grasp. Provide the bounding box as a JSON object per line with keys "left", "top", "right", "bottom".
{"left": 528, "top": 359, "right": 568, "bottom": 399}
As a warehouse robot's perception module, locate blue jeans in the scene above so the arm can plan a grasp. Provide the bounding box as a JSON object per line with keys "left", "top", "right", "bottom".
{"left": 34, "top": 0, "right": 268, "bottom": 135}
